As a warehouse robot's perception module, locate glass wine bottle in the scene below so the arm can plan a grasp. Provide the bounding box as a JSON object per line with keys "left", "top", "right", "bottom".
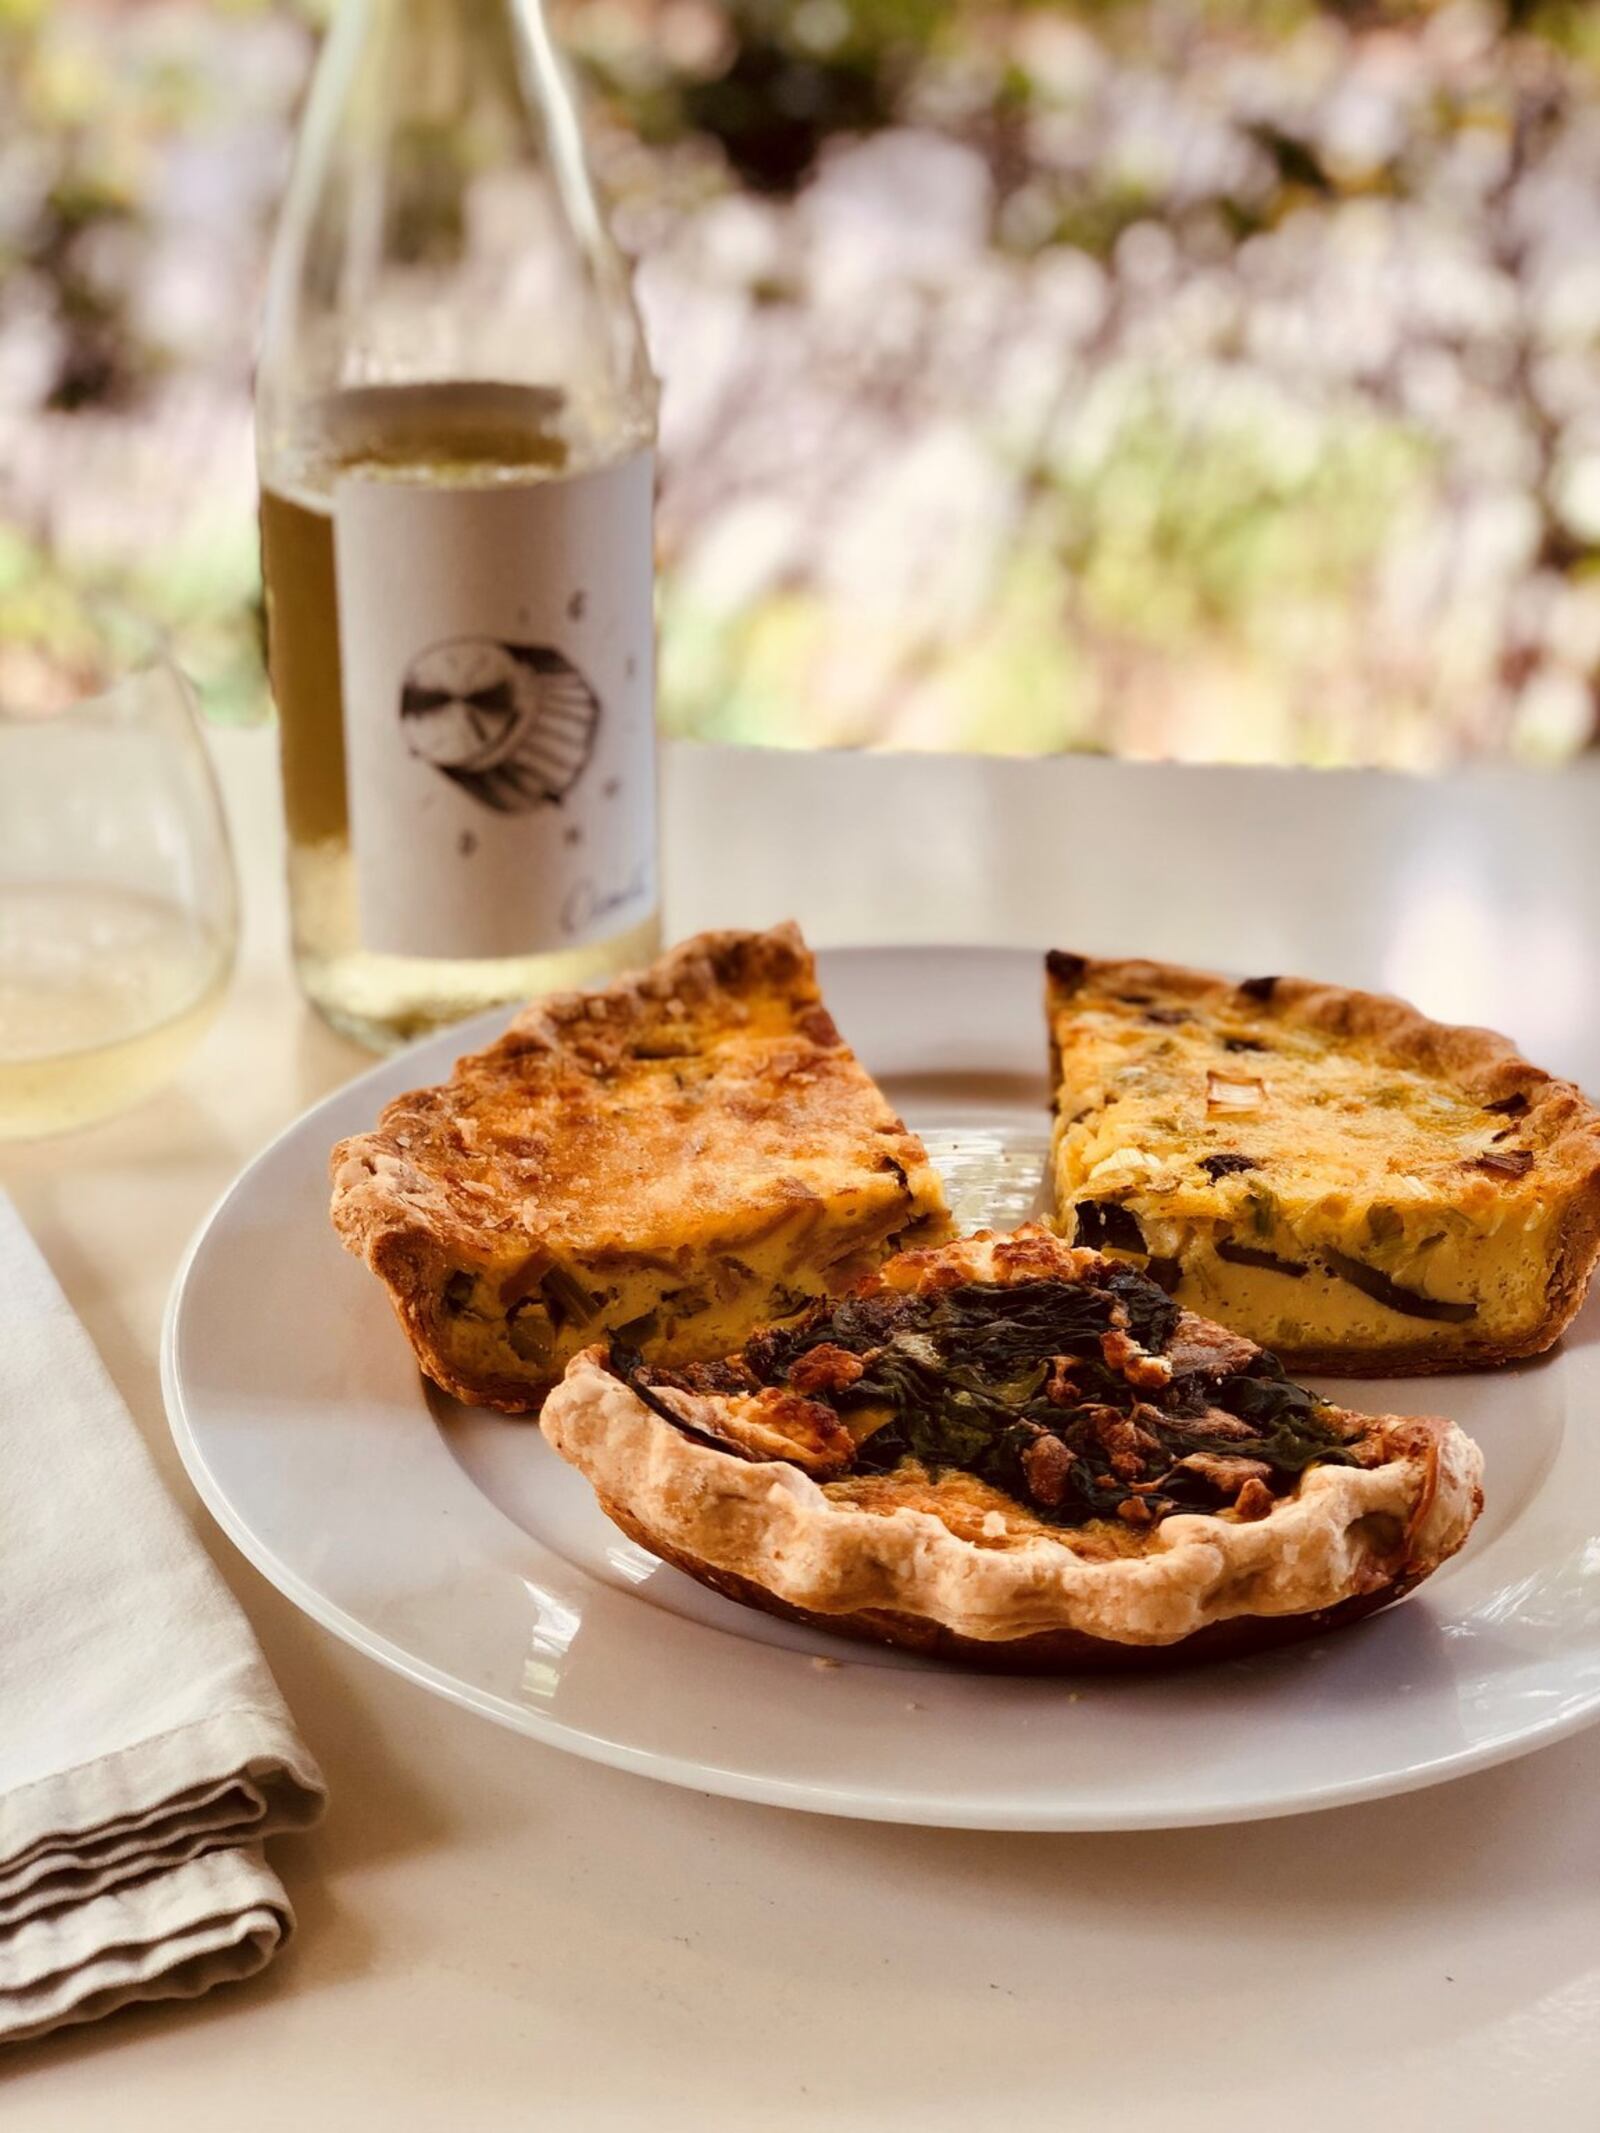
{"left": 256, "top": 0, "right": 660, "bottom": 1049}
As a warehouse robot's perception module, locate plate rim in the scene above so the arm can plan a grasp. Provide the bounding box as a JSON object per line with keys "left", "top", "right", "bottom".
{"left": 162, "top": 942, "right": 1600, "bottom": 1830}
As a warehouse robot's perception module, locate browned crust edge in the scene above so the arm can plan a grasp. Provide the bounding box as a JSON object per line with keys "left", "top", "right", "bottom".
{"left": 540, "top": 1221, "right": 1483, "bottom": 1672}
{"left": 596, "top": 1495, "right": 1434, "bottom": 1675}
{"left": 330, "top": 924, "right": 947, "bottom": 1414}
{"left": 1045, "top": 951, "right": 1600, "bottom": 1373}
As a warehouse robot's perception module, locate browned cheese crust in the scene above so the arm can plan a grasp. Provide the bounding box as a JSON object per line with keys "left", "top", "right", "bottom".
{"left": 541, "top": 1228, "right": 1484, "bottom": 1669}
{"left": 1046, "top": 952, "right": 1600, "bottom": 1374}
{"left": 330, "top": 924, "right": 951, "bottom": 1411}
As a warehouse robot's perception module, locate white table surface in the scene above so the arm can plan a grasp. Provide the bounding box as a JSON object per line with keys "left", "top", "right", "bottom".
{"left": 6, "top": 733, "right": 1600, "bottom": 2128}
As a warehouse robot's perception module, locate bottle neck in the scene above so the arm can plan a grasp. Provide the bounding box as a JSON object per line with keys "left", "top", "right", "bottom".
{"left": 256, "top": 0, "right": 655, "bottom": 483}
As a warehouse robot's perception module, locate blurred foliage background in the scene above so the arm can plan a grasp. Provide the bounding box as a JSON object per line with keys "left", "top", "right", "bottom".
{"left": 2, "top": 0, "right": 1599, "bottom": 766}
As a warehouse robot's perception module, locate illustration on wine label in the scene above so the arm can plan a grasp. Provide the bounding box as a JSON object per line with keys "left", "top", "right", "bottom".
{"left": 399, "top": 637, "right": 600, "bottom": 815}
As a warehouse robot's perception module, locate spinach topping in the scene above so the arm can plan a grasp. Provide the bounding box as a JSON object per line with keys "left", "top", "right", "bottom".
{"left": 612, "top": 1344, "right": 762, "bottom": 1457}
{"left": 1208, "top": 1352, "right": 1327, "bottom": 1438}
{"left": 722, "top": 1269, "right": 1357, "bottom": 1529}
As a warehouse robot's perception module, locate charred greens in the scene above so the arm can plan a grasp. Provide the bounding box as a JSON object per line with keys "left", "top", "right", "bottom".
{"left": 718, "top": 1269, "right": 1358, "bottom": 1528}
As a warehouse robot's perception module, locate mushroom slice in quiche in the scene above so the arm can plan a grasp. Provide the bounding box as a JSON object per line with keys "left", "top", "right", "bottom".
{"left": 541, "top": 1228, "right": 1483, "bottom": 1669}
{"left": 1046, "top": 952, "right": 1600, "bottom": 1375}
{"left": 330, "top": 925, "right": 950, "bottom": 1413}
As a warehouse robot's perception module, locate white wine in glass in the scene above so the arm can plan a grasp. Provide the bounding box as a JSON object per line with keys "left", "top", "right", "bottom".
{"left": 256, "top": 0, "right": 661, "bottom": 1050}
{"left": 0, "top": 621, "right": 237, "bottom": 1139}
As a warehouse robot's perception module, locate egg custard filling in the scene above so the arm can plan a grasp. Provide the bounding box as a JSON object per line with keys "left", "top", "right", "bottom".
{"left": 330, "top": 925, "right": 951, "bottom": 1412}
{"left": 1046, "top": 953, "right": 1600, "bottom": 1374}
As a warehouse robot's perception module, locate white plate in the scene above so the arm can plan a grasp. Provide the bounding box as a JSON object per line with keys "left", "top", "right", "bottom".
{"left": 164, "top": 946, "right": 1600, "bottom": 1830}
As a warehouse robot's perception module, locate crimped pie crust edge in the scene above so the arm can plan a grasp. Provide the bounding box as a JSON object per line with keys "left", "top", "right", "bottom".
{"left": 544, "top": 1358, "right": 1480, "bottom": 1655}
{"left": 540, "top": 1232, "right": 1484, "bottom": 1660}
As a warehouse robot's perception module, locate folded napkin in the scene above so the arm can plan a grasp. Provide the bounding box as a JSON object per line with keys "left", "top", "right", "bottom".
{"left": 0, "top": 1195, "right": 325, "bottom": 2045}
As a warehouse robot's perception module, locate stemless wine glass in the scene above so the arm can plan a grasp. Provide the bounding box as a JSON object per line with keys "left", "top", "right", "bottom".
{"left": 0, "top": 609, "right": 238, "bottom": 1138}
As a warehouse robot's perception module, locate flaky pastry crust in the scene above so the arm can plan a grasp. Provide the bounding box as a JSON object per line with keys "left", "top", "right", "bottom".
{"left": 329, "top": 924, "right": 949, "bottom": 1411}
{"left": 541, "top": 1231, "right": 1484, "bottom": 1669}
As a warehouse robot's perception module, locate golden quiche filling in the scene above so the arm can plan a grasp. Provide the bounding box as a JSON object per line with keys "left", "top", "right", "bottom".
{"left": 329, "top": 925, "right": 950, "bottom": 1411}
{"left": 1046, "top": 952, "right": 1600, "bottom": 1374}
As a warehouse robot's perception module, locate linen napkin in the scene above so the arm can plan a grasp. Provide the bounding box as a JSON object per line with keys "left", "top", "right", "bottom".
{"left": 0, "top": 1194, "right": 325, "bottom": 2045}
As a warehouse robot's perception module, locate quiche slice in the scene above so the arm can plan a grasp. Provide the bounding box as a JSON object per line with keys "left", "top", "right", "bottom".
{"left": 1046, "top": 952, "right": 1600, "bottom": 1375}
{"left": 541, "top": 1228, "right": 1483, "bottom": 1669}
{"left": 330, "top": 925, "right": 950, "bottom": 1412}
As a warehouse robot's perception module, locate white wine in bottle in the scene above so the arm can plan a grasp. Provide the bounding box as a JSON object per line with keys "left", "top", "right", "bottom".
{"left": 256, "top": 0, "right": 660, "bottom": 1048}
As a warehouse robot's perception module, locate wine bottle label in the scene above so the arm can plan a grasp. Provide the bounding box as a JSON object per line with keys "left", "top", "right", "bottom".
{"left": 332, "top": 449, "right": 657, "bottom": 960}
